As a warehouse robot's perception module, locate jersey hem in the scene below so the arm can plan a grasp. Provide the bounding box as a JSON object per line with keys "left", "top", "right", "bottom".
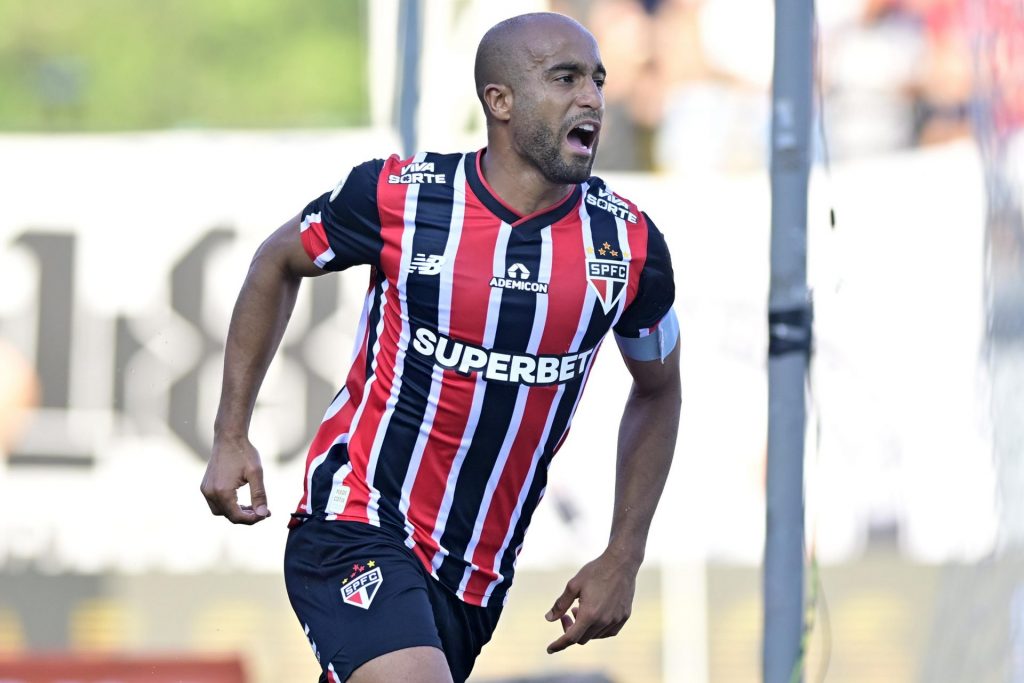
{"left": 314, "top": 514, "right": 503, "bottom": 604}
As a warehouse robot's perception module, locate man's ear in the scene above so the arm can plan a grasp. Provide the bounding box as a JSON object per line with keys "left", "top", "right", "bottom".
{"left": 483, "top": 83, "right": 513, "bottom": 122}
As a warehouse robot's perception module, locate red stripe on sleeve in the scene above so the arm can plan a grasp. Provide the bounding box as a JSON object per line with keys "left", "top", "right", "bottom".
{"left": 300, "top": 218, "right": 331, "bottom": 265}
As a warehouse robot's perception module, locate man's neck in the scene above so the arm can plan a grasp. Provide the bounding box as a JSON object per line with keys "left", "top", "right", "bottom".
{"left": 479, "top": 146, "right": 574, "bottom": 217}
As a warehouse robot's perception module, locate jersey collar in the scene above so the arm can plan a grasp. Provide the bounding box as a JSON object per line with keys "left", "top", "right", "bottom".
{"left": 465, "top": 149, "right": 583, "bottom": 231}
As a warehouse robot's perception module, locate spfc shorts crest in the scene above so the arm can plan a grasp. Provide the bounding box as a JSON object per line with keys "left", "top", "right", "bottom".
{"left": 284, "top": 518, "right": 502, "bottom": 683}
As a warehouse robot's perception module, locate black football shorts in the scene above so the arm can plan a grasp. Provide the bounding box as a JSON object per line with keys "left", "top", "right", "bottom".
{"left": 284, "top": 517, "right": 503, "bottom": 683}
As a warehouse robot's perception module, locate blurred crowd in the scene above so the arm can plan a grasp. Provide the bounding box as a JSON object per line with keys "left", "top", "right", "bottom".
{"left": 553, "top": 0, "right": 1023, "bottom": 175}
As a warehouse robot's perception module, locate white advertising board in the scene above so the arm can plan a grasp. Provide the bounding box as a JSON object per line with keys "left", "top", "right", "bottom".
{"left": 0, "top": 133, "right": 997, "bottom": 572}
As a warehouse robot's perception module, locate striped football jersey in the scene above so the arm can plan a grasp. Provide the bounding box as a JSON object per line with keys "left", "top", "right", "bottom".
{"left": 293, "top": 149, "right": 674, "bottom": 607}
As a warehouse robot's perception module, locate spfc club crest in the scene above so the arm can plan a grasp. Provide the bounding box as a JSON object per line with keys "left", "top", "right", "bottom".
{"left": 586, "top": 253, "right": 629, "bottom": 314}
{"left": 341, "top": 563, "right": 383, "bottom": 610}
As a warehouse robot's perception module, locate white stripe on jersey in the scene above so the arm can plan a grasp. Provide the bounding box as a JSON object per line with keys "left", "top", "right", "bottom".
{"left": 321, "top": 283, "right": 375, "bottom": 424}
{"left": 481, "top": 382, "right": 566, "bottom": 602}
{"left": 437, "top": 156, "right": 467, "bottom": 335}
{"left": 326, "top": 462, "right": 353, "bottom": 516}
{"left": 316, "top": 250, "right": 335, "bottom": 269}
{"left": 299, "top": 212, "right": 320, "bottom": 231}
{"left": 399, "top": 364, "right": 445, "bottom": 548}
{"left": 575, "top": 191, "right": 602, "bottom": 340}
{"left": 549, "top": 198, "right": 607, "bottom": 449}
{"left": 304, "top": 285, "right": 380, "bottom": 516}
{"left": 303, "top": 451, "right": 329, "bottom": 516}
{"left": 302, "top": 211, "right": 336, "bottom": 268}
{"left": 399, "top": 155, "right": 467, "bottom": 549}
{"left": 321, "top": 387, "right": 350, "bottom": 428}
{"left": 428, "top": 221, "right": 512, "bottom": 573}
{"left": 326, "top": 278, "right": 391, "bottom": 519}
{"left": 609, "top": 188, "right": 634, "bottom": 324}
{"left": 456, "top": 225, "right": 553, "bottom": 600}
{"left": 364, "top": 152, "right": 427, "bottom": 526}
{"left": 314, "top": 249, "right": 335, "bottom": 269}
{"left": 480, "top": 207, "right": 600, "bottom": 603}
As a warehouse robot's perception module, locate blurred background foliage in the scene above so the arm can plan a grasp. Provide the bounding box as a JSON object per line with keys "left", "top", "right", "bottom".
{"left": 0, "top": 0, "right": 370, "bottom": 131}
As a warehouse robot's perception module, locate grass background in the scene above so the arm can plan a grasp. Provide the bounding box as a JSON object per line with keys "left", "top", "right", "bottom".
{"left": 0, "top": 0, "right": 369, "bottom": 131}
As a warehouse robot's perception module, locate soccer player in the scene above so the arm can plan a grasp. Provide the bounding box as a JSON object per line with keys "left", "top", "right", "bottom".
{"left": 201, "top": 12, "right": 680, "bottom": 683}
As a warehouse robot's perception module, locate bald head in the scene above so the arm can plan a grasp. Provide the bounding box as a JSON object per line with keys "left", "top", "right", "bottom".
{"left": 474, "top": 13, "right": 595, "bottom": 118}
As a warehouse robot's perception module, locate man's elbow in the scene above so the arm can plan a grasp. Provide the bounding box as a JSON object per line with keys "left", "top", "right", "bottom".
{"left": 659, "top": 382, "right": 683, "bottom": 409}
{"left": 248, "top": 238, "right": 288, "bottom": 279}
{"left": 632, "top": 375, "right": 681, "bottom": 405}
{"left": 250, "top": 230, "right": 310, "bottom": 282}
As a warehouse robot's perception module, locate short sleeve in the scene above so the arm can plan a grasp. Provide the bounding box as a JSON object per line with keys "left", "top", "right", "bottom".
{"left": 298, "top": 158, "right": 385, "bottom": 271}
{"left": 613, "top": 212, "right": 676, "bottom": 338}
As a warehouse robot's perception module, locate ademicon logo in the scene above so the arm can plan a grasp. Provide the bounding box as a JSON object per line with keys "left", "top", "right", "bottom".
{"left": 489, "top": 262, "right": 549, "bottom": 293}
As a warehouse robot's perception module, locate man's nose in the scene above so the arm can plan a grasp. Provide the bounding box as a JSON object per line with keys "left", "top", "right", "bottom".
{"left": 577, "top": 78, "right": 603, "bottom": 110}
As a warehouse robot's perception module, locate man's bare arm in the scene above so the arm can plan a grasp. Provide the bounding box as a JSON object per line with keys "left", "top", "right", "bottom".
{"left": 545, "top": 341, "right": 681, "bottom": 653}
{"left": 200, "top": 214, "right": 323, "bottom": 524}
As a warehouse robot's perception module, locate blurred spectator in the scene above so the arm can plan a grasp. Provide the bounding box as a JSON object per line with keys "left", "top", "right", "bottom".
{"left": 974, "top": 0, "right": 1024, "bottom": 245}
{"left": 653, "top": 0, "right": 772, "bottom": 173}
{"left": 908, "top": 0, "right": 973, "bottom": 146}
{"left": 557, "top": 0, "right": 773, "bottom": 173}
{"left": 822, "top": 0, "right": 925, "bottom": 158}
{"left": 554, "top": 0, "right": 990, "bottom": 173}
{"left": 0, "top": 338, "right": 38, "bottom": 454}
{"left": 977, "top": 0, "right": 1024, "bottom": 140}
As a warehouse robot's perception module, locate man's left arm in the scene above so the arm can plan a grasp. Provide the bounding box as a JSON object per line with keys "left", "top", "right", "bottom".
{"left": 545, "top": 340, "right": 681, "bottom": 654}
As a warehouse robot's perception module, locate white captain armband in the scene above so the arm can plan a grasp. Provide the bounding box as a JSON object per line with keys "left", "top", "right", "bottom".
{"left": 614, "top": 308, "right": 679, "bottom": 362}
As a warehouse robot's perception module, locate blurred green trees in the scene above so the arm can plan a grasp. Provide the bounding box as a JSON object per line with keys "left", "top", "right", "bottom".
{"left": 0, "top": 0, "right": 369, "bottom": 131}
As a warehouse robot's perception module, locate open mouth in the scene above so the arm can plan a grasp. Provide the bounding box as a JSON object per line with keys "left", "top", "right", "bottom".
{"left": 566, "top": 122, "right": 599, "bottom": 155}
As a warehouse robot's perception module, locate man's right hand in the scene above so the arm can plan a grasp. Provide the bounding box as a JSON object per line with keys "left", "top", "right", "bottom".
{"left": 200, "top": 215, "right": 314, "bottom": 525}
{"left": 200, "top": 436, "right": 271, "bottom": 525}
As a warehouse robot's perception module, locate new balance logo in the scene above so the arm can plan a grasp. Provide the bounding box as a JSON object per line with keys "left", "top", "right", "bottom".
{"left": 409, "top": 254, "right": 445, "bottom": 275}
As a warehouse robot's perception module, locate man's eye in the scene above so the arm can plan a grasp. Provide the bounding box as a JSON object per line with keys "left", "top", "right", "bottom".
{"left": 558, "top": 75, "right": 575, "bottom": 83}
{"left": 595, "top": 79, "right": 606, "bottom": 89}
